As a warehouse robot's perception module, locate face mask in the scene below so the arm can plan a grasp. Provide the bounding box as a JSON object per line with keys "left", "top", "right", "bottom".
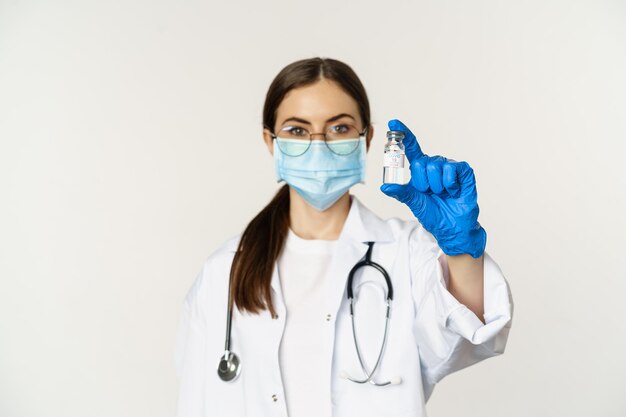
{"left": 274, "top": 138, "right": 367, "bottom": 211}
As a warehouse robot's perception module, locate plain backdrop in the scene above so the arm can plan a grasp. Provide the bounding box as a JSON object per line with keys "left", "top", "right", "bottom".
{"left": 1, "top": 0, "right": 625, "bottom": 416}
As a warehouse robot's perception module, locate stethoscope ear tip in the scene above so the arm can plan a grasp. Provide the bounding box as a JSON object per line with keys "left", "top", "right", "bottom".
{"left": 390, "top": 376, "right": 402, "bottom": 385}
{"left": 340, "top": 370, "right": 349, "bottom": 380}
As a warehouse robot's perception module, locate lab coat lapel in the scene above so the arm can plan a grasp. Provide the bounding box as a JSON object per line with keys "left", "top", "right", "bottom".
{"left": 325, "top": 238, "right": 369, "bottom": 320}
{"left": 269, "top": 260, "right": 285, "bottom": 316}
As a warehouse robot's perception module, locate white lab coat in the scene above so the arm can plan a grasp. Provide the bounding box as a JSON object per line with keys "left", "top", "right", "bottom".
{"left": 175, "top": 195, "right": 513, "bottom": 417}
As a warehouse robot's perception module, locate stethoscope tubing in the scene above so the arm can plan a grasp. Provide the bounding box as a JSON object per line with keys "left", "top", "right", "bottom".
{"left": 217, "top": 241, "right": 397, "bottom": 386}
{"left": 343, "top": 242, "right": 396, "bottom": 386}
{"left": 217, "top": 264, "right": 241, "bottom": 382}
{"left": 346, "top": 297, "right": 393, "bottom": 385}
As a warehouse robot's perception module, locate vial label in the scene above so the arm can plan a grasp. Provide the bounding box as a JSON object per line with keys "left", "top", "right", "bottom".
{"left": 384, "top": 152, "right": 405, "bottom": 168}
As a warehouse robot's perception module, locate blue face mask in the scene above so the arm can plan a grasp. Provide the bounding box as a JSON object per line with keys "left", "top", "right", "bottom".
{"left": 274, "top": 138, "right": 367, "bottom": 211}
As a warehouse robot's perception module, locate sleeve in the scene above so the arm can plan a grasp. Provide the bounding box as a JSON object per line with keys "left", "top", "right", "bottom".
{"left": 174, "top": 269, "right": 209, "bottom": 417}
{"left": 409, "top": 226, "right": 514, "bottom": 400}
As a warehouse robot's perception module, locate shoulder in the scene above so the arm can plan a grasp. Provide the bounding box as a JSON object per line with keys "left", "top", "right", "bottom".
{"left": 210, "top": 232, "right": 242, "bottom": 258}
{"left": 200, "top": 232, "right": 242, "bottom": 280}
{"left": 182, "top": 233, "right": 242, "bottom": 308}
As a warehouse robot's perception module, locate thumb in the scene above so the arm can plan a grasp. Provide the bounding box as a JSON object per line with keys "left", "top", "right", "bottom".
{"left": 381, "top": 183, "right": 429, "bottom": 219}
{"left": 380, "top": 183, "right": 408, "bottom": 199}
{"left": 380, "top": 183, "right": 425, "bottom": 206}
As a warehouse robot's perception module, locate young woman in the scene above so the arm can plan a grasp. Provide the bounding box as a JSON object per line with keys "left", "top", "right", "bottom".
{"left": 175, "top": 57, "right": 513, "bottom": 417}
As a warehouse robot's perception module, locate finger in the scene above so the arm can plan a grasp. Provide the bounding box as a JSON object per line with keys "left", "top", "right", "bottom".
{"left": 456, "top": 161, "right": 477, "bottom": 197}
{"left": 409, "top": 155, "right": 430, "bottom": 193}
{"left": 426, "top": 156, "right": 446, "bottom": 195}
{"left": 443, "top": 161, "right": 461, "bottom": 198}
{"left": 387, "top": 119, "right": 425, "bottom": 164}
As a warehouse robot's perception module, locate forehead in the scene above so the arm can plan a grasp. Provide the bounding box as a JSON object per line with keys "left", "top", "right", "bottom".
{"left": 275, "top": 78, "right": 360, "bottom": 125}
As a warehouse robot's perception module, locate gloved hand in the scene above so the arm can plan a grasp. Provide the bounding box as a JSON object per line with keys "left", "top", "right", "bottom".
{"left": 380, "top": 119, "right": 487, "bottom": 258}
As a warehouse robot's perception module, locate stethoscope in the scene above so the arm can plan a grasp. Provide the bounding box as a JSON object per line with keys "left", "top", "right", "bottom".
{"left": 218, "top": 241, "right": 402, "bottom": 386}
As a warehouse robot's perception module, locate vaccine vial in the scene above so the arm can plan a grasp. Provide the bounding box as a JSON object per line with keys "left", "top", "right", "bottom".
{"left": 383, "top": 130, "right": 406, "bottom": 184}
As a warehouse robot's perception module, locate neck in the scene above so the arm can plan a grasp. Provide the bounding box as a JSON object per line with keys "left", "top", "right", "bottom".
{"left": 288, "top": 189, "right": 351, "bottom": 240}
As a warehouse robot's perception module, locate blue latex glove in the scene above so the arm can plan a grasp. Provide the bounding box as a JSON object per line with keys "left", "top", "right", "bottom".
{"left": 380, "top": 119, "right": 487, "bottom": 258}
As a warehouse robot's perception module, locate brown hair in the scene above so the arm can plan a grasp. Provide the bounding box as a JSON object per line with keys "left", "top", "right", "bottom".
{"left": 229, "top": 57, "right": 371, "bottom": 317}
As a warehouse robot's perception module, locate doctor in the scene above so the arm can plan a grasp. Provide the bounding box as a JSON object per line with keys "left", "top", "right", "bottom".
{"left": 175, "top": 57, "right": 513, "bottom": 417}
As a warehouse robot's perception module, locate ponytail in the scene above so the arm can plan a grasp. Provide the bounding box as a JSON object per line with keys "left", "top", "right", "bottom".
{"left": 229, "top": 184, "right": 290, "bottom": 317}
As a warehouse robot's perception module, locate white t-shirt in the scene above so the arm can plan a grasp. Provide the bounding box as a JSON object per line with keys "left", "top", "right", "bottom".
{"left": 277, "top": 227, "right": 339, "bottom": 417}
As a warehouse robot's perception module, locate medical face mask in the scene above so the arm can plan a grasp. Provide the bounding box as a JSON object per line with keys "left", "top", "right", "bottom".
{"left": 274, "top": 137, "right": 367, "bottom": 211}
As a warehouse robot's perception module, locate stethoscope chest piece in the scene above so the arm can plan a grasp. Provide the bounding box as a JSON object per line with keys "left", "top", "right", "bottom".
{"left": 218, "top": 351, "right": 241, "bottom": 382}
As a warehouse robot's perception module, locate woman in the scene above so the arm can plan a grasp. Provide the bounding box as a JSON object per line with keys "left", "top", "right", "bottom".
{"left": 175, "top": 57, "right": 513, "bottom": 417}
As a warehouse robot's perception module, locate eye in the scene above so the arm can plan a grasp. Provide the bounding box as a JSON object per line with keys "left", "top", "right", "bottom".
{"left": 282, "top": 126, "right": 309, "bottom": 137}
{"left": 330, "top": 124, "right": 350, "bottom": 134}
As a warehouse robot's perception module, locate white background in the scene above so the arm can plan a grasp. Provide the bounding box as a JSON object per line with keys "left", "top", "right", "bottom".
{"left": 1, "top": 0, "right": 625, "bottom": 416}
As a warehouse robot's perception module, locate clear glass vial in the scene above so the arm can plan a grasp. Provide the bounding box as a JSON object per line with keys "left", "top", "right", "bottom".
{"left": 383, "top": 130, "right": 406, "bottom": 184}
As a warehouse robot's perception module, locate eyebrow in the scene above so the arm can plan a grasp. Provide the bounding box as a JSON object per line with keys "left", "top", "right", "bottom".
{"left": 280, "top": 113, "right": 356, "bottom": 126}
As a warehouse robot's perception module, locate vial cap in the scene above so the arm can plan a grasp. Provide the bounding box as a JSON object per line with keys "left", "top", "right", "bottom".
{"left": 386, "top": 130, "right": 405, "bottom": 141}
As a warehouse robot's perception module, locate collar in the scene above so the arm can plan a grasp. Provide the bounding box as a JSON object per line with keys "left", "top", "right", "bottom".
{"left": 337, "top": 194, "right": 394, "bottom": 244}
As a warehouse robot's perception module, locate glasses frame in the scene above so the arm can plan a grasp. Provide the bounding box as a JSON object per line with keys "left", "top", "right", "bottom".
{"left": 270, "top": 124, "right": 368, "bottom": 157}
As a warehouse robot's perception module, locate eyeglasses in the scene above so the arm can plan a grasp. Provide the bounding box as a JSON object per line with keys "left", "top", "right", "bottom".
{"left": 270, "top": 123, "right": 367, "bottom": 157}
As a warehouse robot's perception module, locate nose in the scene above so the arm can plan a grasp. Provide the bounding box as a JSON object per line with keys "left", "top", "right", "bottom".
{"left": 309, "top": 132, "right": 326, "bottom": 139}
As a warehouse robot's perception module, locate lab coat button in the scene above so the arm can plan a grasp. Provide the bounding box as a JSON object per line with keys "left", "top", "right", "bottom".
{"left": 326, "top": 314, "right": 331, "bottom": 321}
{"left": 271, "top": 394, "right": 278, "bottom": 402}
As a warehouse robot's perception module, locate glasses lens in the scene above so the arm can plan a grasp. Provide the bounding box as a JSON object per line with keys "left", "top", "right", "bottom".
{"left": 326, "top": 124, "right": 361, "bottom": 155}
{"left": 276, "top": 138, "right": 311, "bottom": 157}
{"left": 276, "top": 126, "right": 311, "bottom": 156}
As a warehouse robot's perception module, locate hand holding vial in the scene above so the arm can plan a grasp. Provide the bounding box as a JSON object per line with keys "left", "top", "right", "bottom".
{"left": 379, "top": 118, "right": 487, "bottom": 258}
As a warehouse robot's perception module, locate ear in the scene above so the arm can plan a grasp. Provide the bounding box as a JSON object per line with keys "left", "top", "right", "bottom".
{"left": 263, "top": 128, "right": 274, "bottom": 156}
{"left": 365, "top": 124, "right": 374, "bottom": 152}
